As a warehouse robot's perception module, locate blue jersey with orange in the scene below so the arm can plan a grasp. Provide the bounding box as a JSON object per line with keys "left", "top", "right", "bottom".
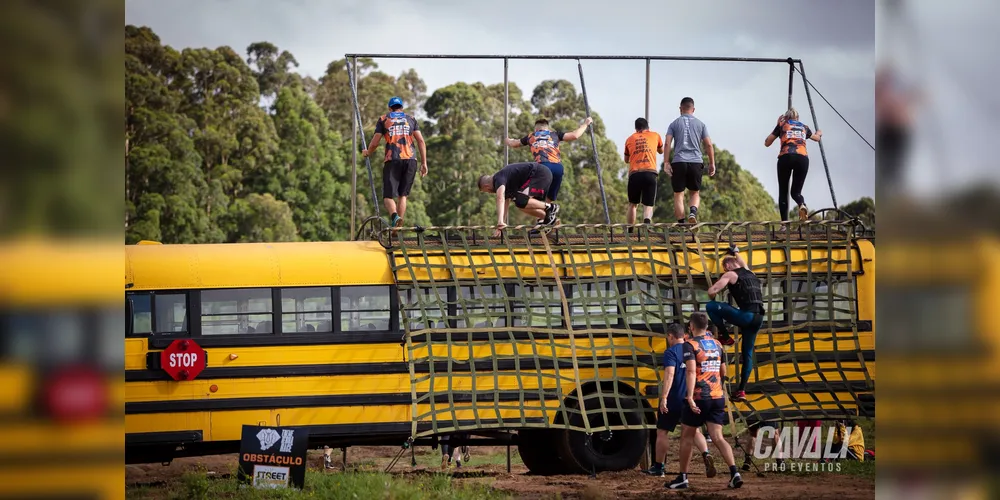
{"left": 681, "top": 335, "right": 725, "bottom": 400}
{"left": 772, "top": 119, "right": 813, "bottom": 157}
{"left": 374, "top": 111, "right": 420, "bottom": 162}
{"left": 520, "top": 129, "right": 565, "bottom": 164}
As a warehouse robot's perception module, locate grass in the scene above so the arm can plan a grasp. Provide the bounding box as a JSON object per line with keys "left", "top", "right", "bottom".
{"left": 126, "top": 469, "right": 512, "bottom": 500}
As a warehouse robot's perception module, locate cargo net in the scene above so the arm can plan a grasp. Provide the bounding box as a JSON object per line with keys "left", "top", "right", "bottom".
{"left": 382, "top": 221, "right": 874, "bottom": 439}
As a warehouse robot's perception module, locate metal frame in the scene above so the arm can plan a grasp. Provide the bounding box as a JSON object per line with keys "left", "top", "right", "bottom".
{"left": 346, "top": 53, "right": 831, "bottom": 231}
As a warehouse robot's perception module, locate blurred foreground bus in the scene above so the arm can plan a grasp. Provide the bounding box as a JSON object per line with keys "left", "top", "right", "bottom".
{"left": 0, "top": 240, "right": 123, "bottom": 500}
{"left": 125, "top": 223, "right": 874, "bottom": 474}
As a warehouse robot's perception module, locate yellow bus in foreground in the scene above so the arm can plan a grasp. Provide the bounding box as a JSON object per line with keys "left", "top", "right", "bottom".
{"left": 125, "top": 224, "right": 875, "bottom": 474}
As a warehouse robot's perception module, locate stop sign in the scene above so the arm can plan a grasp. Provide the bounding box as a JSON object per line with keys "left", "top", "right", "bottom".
{"left": 160, "top": 339, "right": 207, "bottom": 381}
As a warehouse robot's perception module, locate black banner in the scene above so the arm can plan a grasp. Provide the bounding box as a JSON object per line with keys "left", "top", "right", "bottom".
{"left": 237, "top": 425, "right": 309, "bottom": 489}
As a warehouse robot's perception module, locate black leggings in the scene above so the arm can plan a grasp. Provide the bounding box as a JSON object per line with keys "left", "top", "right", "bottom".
{"left": 777, "top": 154, "right": 809, "bottom": 221}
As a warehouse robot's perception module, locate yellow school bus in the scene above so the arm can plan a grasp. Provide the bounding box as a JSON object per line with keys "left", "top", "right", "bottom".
{"left": 0, "top": 240, "right": 123, "bottom": 500}
{"left": 124, "top": 223, "right": 875, "bottom": 474}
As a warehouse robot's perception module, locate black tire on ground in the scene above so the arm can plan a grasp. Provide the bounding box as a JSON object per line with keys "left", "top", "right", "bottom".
{"left": 516, "top": 429, "right": 578, "bottom": 475}
{"left": 560, "top": 396, "right": 649, "bottom": 473}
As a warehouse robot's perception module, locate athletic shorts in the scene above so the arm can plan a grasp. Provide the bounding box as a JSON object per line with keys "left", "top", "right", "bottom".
{"left": 513, "top": 165, "right": 553, "bottom": 208}
{"left": 383, "top": 159, "right": 418, "bottom": 199}
{"left": 656, "top": 408, "right": 682, "bottom": 432}
{"left": 627, "top": 171, "right": 658, "bottom": 206}
{"left": 670, "top": 162, "right": 703, "bottom": 193}
{"left": 681, "top": 398, "right": 727, "bottom": 427}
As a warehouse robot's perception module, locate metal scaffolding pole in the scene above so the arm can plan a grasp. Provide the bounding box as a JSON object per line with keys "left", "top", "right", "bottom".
{"left": 798, "top": 60, "right": 837, "bottom": 208}
{"left": 344, "top": 53, "right": 801, "bottom": 63}
{"left": 350, "top": 56, "right": 358, "bottom": 237}
{"left": 503, "top": 58, "right": 509, "bottom": 166}
{"left": 345, "top": 57, "right": 381, "bottom": 220}
{"left": 644, "top": 58, "right": 650, "bottom": 120}
{"left": 787, "top": 58, "right": 795, "bottom": 110}
{"left": 576, "top": 60, "right": 611, "bottom": 224}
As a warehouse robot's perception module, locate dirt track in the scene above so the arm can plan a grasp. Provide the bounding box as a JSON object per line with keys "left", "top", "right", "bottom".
{"left": 126, "top": 446, "right": 874, "bottom": 499}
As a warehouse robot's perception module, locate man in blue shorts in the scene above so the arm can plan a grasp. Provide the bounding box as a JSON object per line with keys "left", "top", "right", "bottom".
{"left": 506, "top": 116, "right": 592, "bottom": 208}
{"left": 645, "top": 323, "right": 716, "bottom": 478}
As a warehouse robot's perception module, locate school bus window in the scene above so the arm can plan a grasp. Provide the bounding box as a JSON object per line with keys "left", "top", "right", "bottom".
{"left": 679, "top": 287, "right": 710, "bottom": 314}
{"left": 763, "top": 280, "right": 784, "bottom": 322}
{"left": 99, "top": 307, "right": 126, "bottom": 369}
{"left": 457, "top": 284, "right": 508, "bottom": 327}
{"left": 154, "top": 293, "right": 187, "bottom": 334}
{"left": 201, "top": 288, "right": 272, "bottom": 335}
{"left": 788, "top": 280, "right": 811, "bottom": 322}
{"left": 515, "top": 285, "right": 562, "bottom": 327}
{"left": 341, "top": 286, "right": 391, "bottom": 331}
{"left": 570, "top": 282, "right": 617, "bottom": 326}
{"left": 623, "top": 280, "right": 672, "bottom": 325}
{"left": 281, "top": 287, "right": 333, "bottom": 333}
{"left": 813, "top": 278, "right": 854, "bottom": 321}
{"left": 401, "top": 287, "right": 449, "bottom": 330}
{"left": 880, "top": 285, "right": 970, "bottom": 352}
{"left": 131, "top": 294, "right": 152, "bottom": 334}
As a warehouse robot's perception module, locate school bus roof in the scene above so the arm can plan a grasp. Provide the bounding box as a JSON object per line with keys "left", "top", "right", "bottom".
{"left": 0, "top": 239, "right": 122, "bottom": 306}
{"left": 125, "top": 240, "right": 395, "bottom": 291}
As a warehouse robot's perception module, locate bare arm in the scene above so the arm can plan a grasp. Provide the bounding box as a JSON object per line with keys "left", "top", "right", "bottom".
{"left": 495, "top": 186, "right": 506, "bottom": 226}
{"left": 505, "top": 137, "right": 523, "bottom": 148}
{"left": 363, "top": 135, "right": 382, "bottom": 157}
{"left": 503, "top": 199, "right": 510, "bottom": 225}
{"left": 809, "top": 130, "right": 823, "bottom": 142}
{"left": 661, "top": 366, "right": 675, "bottom": 408}
{"left": 414, "top": 131, "right": 428, "bottom": 176}
{"left": 707, "top": 271, "right": 737, "bottom": 299}
{"left": 685, "top": 359, "right": 697, "bottom": 400}
{"left": 764, "top": 133, "right": 778, "bottom": 147}
{"left": 663, "top": 134, "right": 674, "bottom": 174}
{"left": 562, "top": 117, "right": 593, "bottom": 141}
{"left": 703, "top": 136, "right": 715, "bottom": 166}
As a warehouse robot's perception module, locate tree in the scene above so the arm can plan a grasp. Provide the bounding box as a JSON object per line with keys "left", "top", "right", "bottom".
{"left": 840, "top": 197, "right": 875, "bottom": 227}
{"left": 246, "top": 41, "right": 299, "bottom": 99}
{"left": 231, "top": 193, "right": 298, "bottom": 242}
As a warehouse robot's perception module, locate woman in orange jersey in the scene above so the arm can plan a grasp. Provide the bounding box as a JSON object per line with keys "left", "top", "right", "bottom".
{"left": 624, "top": 117, "right": 664, "bottom": 225}
{"left": 764, "top": 108, "right": 823, "bottom": 221}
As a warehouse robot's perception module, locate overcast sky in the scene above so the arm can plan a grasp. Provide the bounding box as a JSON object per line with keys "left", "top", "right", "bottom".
{"left": 127, "top": 0, "right": 879, "bottom": 207}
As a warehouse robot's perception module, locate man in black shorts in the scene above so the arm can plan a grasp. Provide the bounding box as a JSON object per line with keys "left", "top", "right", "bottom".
{"left": 667, "top": 312, "right": 742, "bottom": 490}
{"left": 645, "top": 323, "right": 715, "bottom": 478}
{"left": 624, "top": 118, "right": 663, "bottom": 225}
{"left": 664, "top": 98, "right": 715, "bottom": 224}
{"left": 363, "top": 96, "right": 428, "bottom": 227}
{"left": 477, "top": 162, "right": 559, "bottom": 237}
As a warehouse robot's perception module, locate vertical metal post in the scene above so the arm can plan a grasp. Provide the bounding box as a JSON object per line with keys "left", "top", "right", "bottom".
{"left": 504, "top": 58, "right": 509, "bottom": 165}
{"left": 798, "top": 61, "right": 837, "bottom": 208}
{"left": 786, "top": 58, "right": 794, "bottom": 110}
{"left": 350, "top": 57, "right": 358, "bottom": 236}
{"left": 576, "top": 60, "right": 612, "bottom": 225}
{"left": 506, "top": 444, "right": 511, "bottom": 473}
{"left": 644, "top": 58, "right": 651, "bottom": 120}
{"left": 346, "top": 57, "right": 381, "bottom": 219}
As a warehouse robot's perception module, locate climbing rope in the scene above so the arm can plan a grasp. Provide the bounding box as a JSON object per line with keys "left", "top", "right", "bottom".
{"left": 345, "top": 58, "right": 382, "bottom": 220}
{"left": 378, "top": 221, "right": 873, "bottom": 440}
{"left": 576, "top": 60, "right": 611, "bottom": 225}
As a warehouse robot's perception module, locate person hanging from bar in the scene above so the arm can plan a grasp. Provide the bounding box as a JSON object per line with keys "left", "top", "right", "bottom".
{"left": 664, "top": 97, "right": 715, "bottom": 224}
{"left": 705, "top": 246, "right": 764, "bottom": 403}
{"left": 624, "top": 117, "right": 663, "bottom": 227}
{"left": 505, "top": 116, "right": 592, "bottom": 211}
{"left": 764, "top": 108, "right": 822, "bottom": 222}
{"left": 478, "top": 162, "right": 560, "bottom": 237}
{"left": 362, "top": 96, "right": 428, "bottom": 227}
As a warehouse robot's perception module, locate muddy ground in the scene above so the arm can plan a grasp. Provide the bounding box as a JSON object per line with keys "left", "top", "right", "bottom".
{"left": 126, "top": 445, "right": 874, "bottom": 499}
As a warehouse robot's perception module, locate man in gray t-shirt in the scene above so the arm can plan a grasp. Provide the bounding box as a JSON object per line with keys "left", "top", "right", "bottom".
{"left": 665, "top": 97, "right": 716, "bottom": 224}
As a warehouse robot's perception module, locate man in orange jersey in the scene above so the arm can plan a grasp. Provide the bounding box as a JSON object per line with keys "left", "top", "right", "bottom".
{"left": 505, "top": 116, "right": 592, "bottom": 205}
{"left": 363, "top": 96, "right": 428, "bottom": 227}
{"left": 667, "top": 312, "right": 743, "bottom": 490}
{"left": 624, "top": 117, "right": 664, "bottom": 225}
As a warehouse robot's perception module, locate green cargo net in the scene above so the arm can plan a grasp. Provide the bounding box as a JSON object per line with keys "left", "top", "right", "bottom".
{"left": 380, "top": 221, "right": 874, "bottom": 439}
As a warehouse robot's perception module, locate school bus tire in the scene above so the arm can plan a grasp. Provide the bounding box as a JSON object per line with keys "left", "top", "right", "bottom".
{"left": 516, "top": 429, "right": 578, "bottom": 475}
{"left": 559, "top": 396, "right": 648, "bottom": 473}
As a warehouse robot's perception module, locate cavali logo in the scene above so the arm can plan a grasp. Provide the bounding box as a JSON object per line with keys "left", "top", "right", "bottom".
{"left": 256, "top": 428, "right": 296, "bottom": 452}
{"left": 753, "top": 425, "right": 850, "bottom": 472}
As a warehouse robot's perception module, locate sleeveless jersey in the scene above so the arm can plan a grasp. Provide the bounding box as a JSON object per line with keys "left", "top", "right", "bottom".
{"left": 727, "top": 268, "right": 764, "bottom": 314}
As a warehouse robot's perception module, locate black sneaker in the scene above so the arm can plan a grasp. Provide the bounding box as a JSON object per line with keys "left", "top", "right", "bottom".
{"left": 742, "top": 461, "right": 751, "bottom": 472}
{"left": 542, "top": 203, "right": 560, "bottom": 225}
{"left": 729, "top": 472, "right": 744, "bottom": 489}
{"left": 666, "top": 475, "right": 689, "bottom": 490}
{"left": 644, "top": 464, "right": 665, "bottom": 477}
{"left": 687, "top": 207, "right": 698, "bottom": 224}
{"left": 643, "top": 218, "right": 652, "bottom": 224}
{"left": 702, "top": 453, "right": 717, "bottom": 478}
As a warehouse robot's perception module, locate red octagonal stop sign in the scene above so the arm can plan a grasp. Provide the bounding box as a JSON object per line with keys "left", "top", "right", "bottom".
{"left": 160, "top": 339, "right": 207, "bottom": 381}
